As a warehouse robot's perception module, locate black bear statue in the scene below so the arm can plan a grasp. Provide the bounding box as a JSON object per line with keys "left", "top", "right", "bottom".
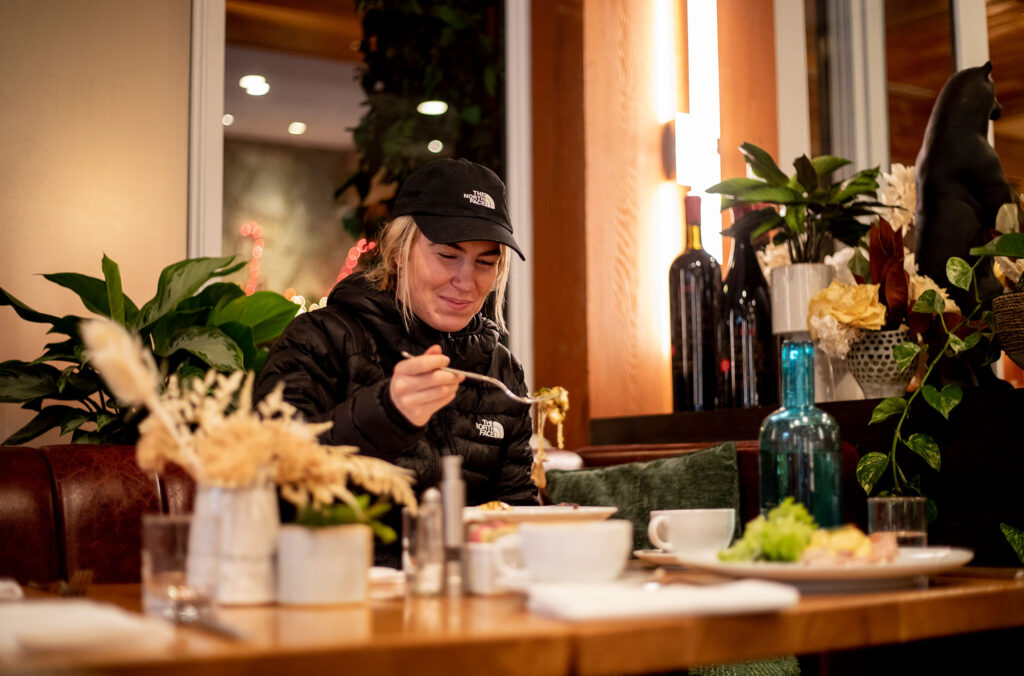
{"left": 914, "top": 61, "right": 1011, "bottom": 314}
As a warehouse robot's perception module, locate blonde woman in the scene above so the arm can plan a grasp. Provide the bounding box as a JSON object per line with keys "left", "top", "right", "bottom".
{"left": 254, "top": 159, "right": 535, "bottom": 564}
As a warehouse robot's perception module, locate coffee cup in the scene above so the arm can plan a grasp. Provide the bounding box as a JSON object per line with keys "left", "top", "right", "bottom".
{"left": 647, "top": 508, "right": 735, "bottom": 557}
{"left": 495, "top": 519, "right": 632, "bottom": 584}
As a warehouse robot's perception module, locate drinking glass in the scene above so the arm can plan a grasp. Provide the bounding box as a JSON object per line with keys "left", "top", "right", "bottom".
{"left": 141, "top": 513, "right": 214, "bottom": 619}
{"left": 867, "top": 496, "right": 927, "bottom": 546}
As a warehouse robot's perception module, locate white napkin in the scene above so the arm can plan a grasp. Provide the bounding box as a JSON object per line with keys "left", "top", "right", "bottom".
{"left": 526, "top": 579, "right": 799, "bottom": 621}
{"left": 0, "top": 600, "right": 175, "bottom": 656}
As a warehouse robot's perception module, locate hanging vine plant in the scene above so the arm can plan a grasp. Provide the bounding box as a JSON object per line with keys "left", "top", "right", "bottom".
{"left": 337, "top": 0, "right": 506, "bottom": 242}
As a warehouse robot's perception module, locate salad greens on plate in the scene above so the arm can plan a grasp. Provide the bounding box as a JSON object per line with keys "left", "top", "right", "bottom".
{"left": 719, "top": 498, "right": 817, "bottom": 562}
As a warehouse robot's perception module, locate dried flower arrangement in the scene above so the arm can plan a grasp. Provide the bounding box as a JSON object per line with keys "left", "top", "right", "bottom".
{"left": 81, "top": 318, "right": 416, "bottom": 533}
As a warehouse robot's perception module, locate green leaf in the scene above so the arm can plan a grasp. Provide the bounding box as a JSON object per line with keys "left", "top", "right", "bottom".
{"left": 3, "top": 405, "right": 85, "bottom": 445}
{"left": 794, "top": 155, "right": 818, "bottom": 193}
{"left": 95, "top": 412, "right": 117, "bottom": 431}
{"left": 135, "top": 256, "right": 240, "bottom": 329}
{"left": 59, "top": 412, "right": 91, "bottom": 435}
{"left": 926, "top": 499, "right": 938, "bottom": 524}
{"left": 101, "top": 254, "right": 127, "bottom": 325}
{"left": 911, "top": 289, "right": 944, "bottom": 315}
{"left": 904, "top": 433, "right": 941, "bottom": 471}
{"left": 848, "top": 247, "right": 870, "bottom": 281}
{"left": 165, "top": 326, "right": 244, "bottom": 372}
{"left": 893, "top": 342, "right": 922, "bottom": 371}
{"left": 217, "top": 321, "right": 260, "bottom": 371}
{"left": 969, "top": 232, "right": 1024, "bottom": 257}
{"left": 962, "top": 332, "right": 981, "bottom": 351}
{"left": 920, "top": 384, "right": 962, "bottom": 419}
{"left": 946, "top": 257, "right": 972, "bottom": 290}
{"left": 369, "top": 520, "right": 397, "bottom": 544}
{"left": 0, "top": 286, "right": 78, "bottom": 336}
{"left": 739, "top": 142, "right": 790, "bottom": 185}
{"left": 949, "top": 334, "right": 968, "bottom": 354}
{"left": 0, "top": 361, "right": 61, "bottom": 402}
{"left": 208, "top": 291, "right": 299, "bottom": 345}
{"left": 707, "top": 177, "right": 767, "bottom": 196}
{"left": 809, "top": 155, "right": 851, "bottom": 177}
{"left": 869, "top": 397, "right": 907, "bottom": 424}
{"left": 856, "top": 452, "right": 889, "bottom": 494}
{"left": 1000, "top": 523, "right": 1024, "bottom": 564}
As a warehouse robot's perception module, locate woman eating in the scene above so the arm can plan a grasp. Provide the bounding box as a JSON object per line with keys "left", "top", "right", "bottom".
{"left": 254, "top": 158, "right": 537, "bottom": 565}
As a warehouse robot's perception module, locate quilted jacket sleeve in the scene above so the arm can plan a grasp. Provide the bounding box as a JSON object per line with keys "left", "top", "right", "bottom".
{"left": 492, "top": 357, "right": 539, "bottom": 506}
{"left": 253, "top": 311, "right": 424, "bottom": 461}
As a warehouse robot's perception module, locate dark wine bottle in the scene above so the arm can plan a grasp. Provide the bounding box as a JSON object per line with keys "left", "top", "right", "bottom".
{"left": 669, "top": 195, "right": 722, "bottom": 411}
{"left": 719, "top": 206, "right": 779, "bottom": 408}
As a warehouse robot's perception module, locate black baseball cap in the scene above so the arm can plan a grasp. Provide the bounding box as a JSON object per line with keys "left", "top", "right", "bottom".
{"left": 393, "top": 158, "right": 525, "bottom": 260}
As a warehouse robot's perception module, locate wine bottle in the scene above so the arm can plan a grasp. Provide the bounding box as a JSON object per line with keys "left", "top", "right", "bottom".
{"left": 669, "top": 195, "right": 722, "bottom": 411}
{"left": 758, "top": 339, "right": 842, "bottom": 527}
{"left": 720, "top": 206, "right": 778, "bottom": 408}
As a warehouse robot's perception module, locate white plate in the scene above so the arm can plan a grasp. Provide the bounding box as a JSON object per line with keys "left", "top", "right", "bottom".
{"left": 635, "top": 547, "right": 975, "bottom": 593}
{"left": 464, "top": 505, "right": 617, "bottom": 524}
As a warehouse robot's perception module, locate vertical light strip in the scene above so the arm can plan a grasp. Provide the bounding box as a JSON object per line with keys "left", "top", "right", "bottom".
{"left": 685, "top": 0, "right": 722, "bottom": 265}
{"left": 654, "top": 0, "right": 680, "bottom": 359}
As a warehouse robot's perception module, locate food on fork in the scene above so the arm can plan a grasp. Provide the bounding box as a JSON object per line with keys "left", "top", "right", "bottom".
{"left": 531, "top": 386, "right": 570, "bottom": 489}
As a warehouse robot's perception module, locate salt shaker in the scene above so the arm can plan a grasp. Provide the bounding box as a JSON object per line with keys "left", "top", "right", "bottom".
{"left": 441, "top": 455, "right": 466, "bottom": 595}
{"left": 406, "top": 487, "right": 443, "bottom": 596}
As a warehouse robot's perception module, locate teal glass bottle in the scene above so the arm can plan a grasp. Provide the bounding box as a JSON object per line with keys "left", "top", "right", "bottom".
{"left": 758, "top": 339, "right": 842, "bottom": 527}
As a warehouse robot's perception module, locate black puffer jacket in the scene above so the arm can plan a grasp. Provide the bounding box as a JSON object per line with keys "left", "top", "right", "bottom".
{"left": 254, "top": 272, "right": 537, "bottom": 509}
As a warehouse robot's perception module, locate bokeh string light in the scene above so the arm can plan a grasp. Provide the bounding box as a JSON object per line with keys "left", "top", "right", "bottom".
{"left": 238, "top": 221, "right": 264, "bottom": 296}
{"left": 336, "top": 238, "right": 377, "bottom": 283}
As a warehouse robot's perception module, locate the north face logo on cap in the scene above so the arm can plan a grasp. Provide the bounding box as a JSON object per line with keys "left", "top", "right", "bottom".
{"left": 463, "top": 190, "right": 496, "bottom": 210}
{"left": 475, "top": 419, "right": 504, "bottom": 439}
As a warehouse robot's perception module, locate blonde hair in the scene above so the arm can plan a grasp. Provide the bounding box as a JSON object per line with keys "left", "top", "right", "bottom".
{"left": 366, "top": 215, "right": 511, "bottom": 333}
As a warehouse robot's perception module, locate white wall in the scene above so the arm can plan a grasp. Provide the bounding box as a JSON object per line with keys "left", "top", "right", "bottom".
{"left": 0, "top": 0, "right": 191, "bottom": 444}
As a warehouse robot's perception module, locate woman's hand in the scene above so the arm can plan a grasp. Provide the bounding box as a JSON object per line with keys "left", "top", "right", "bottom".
{"left": 390, "top": 345, "right": 464, "bottom": 427}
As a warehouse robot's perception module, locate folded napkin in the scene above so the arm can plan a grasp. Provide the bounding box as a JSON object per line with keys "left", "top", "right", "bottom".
{"left": 0, "top": 600, "right": 175, "bottom": 656}
{"left": 526, "top": 579, "right": 799, "bottom": 621}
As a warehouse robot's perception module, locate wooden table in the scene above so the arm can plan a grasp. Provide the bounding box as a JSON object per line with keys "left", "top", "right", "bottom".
{"left": 5, "top": 570, "right": 1024, "bottom": 675}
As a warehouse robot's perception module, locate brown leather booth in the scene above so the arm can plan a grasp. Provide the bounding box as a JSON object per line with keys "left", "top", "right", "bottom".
{"left": 0, "top": 445, "right": 195, "bottom": 585}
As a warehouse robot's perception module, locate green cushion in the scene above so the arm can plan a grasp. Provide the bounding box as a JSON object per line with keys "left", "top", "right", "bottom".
{"left": 545, "top": 442, "right": 741, "bottom": 552}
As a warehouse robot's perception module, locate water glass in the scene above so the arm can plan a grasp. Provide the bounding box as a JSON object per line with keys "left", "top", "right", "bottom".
{"left": 141, "top": 513, "right": 213, "bottom": 619}
{"left": 867, "top": 496, "right": 927, "bottom": 546}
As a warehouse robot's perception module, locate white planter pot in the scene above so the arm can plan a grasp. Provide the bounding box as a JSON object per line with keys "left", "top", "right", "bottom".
{"left": 770, "top": 263, "right": 834, "bottom": 335}
{"left": 187, "top": 481, "right": 279, "bottom": 605}
{"left": 277, "top": 524, "right": 372, "bottom": 605}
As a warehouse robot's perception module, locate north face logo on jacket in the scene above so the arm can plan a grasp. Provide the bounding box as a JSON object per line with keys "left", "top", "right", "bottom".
{"left": 475, "top": 419, "right": 504, "bottom": 439}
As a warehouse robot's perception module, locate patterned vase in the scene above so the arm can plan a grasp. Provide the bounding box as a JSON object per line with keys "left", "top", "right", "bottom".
{"left": 846, "top": 328, "right": 916, "bottom": 399}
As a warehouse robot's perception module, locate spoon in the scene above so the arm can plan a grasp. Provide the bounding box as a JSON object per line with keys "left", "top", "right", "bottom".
{"left": 399, "top": 350, "right": 559, "bottom": 405}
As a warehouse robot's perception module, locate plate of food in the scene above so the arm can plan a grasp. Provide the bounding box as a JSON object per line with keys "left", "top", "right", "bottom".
{"left": 647, "top": 498, "right": 973, "bottom": 593}
{"left": 464, "top": 503, "right": 617, "bottom": 524}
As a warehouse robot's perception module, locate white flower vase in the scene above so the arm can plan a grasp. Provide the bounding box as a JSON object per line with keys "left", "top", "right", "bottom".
{"left": 187, "top": 481, "right": 279, "bottom": 605}
{"left": 846, "top": 328, "right": 916, "bottom": 399}
{"left": 769, "top": 263, "right": 841, "bottom": 402}
{"left": 277, "top": 524, "right": 372, "bottom": 605}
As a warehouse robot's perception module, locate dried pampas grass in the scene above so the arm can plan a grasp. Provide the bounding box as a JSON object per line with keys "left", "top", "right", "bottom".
{"left": 80, "top": 318, "right": 417, "bottom": 516}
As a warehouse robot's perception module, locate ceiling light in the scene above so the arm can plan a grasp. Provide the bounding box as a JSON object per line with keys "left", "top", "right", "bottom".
{"left": 427, "top": 140, "right": 444, "bottom": 153}
{"left": 222, "top": 114, "right": 234, "bottom": 126}
{"left": 288, "top": 122, "right": 307, "bottom": 135}
{"left": 246, "top": 80, "right": 270, "bottom": 96}
{"left": 417, "top": 100, "right": 448, "bottom": 116}
{"left": 239, "top": 75, "right": 266, "bottom": 89}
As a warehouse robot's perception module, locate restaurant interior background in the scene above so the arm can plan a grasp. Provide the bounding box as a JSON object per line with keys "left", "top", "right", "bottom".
{"left": 1, "top": 0, "right": 1022, "bottom": 450}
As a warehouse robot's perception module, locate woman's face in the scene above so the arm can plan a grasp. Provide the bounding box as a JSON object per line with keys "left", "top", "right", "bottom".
{"left": 402, "top": 233, "right": 501, "bottom": 332}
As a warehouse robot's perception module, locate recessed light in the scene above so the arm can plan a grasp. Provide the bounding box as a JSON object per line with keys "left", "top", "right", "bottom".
{"left": 222, "top": 114, "right": 234, "bottom": 126}
{"left": 239, "top": 75, "right": 266, "bottom": 89}
{"left": 417, "top": 100, "right": 448, "bottom": 116}
{"left": 427, "top": 140, "right": 444, "bottom": 153}
{"left": 288, "top": 122, "right": 307, "bottom": 135}
{"left": 246, "top": 80, "right": 270, "bottom": 96}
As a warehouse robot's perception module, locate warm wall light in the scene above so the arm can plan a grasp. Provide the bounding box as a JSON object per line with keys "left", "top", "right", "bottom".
{"left": 240, "top": 75, "right": 269, "bottom": 96}
{"left": 427, "top": 139, "right": 444, "bottom": 153}
{"left": 246, "top": 80, "right": 270, "bottom": 96}
{"left": 222, "top": 114, "right": 234, "bottom": 126}
{"left": 417, "top": 100, "right": 448, "bottom": 115}
{"left": 288, "top": 122, "right": 307, "bottom": 135}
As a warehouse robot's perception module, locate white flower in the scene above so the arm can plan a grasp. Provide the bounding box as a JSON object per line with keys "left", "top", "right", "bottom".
{"left": 824, "top": 247, "right": 861, "bottom": 284}
{"left": 880, "top": 163, "right": 917, "bottom": 235}
{"left": 758, "top": 242, "right": 792, "bottom": 284}
{"left": 809, "top": 314, "right": 860, "bottom": 360}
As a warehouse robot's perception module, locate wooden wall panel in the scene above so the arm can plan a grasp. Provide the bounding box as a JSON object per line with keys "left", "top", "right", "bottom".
{"left": 532, "top": 0, "right": 590, "bottom": 448}
{"left": 583, "top": 1, "right": 670, "bottom": 420}
{"left": 717, "top": 0, "right": 779, "bottom": 264}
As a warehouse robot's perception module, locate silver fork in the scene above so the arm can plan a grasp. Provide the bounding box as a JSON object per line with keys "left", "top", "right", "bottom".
{"left": 399, "top": 351, "right": 559, "bottom": 405}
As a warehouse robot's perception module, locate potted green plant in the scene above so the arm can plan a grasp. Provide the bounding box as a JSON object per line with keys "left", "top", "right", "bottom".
{"left": 709, "top": 143, "right": 887, "bottom": 337}
{"left": 0, "top": 254, "right": 299, "bottom": 445}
